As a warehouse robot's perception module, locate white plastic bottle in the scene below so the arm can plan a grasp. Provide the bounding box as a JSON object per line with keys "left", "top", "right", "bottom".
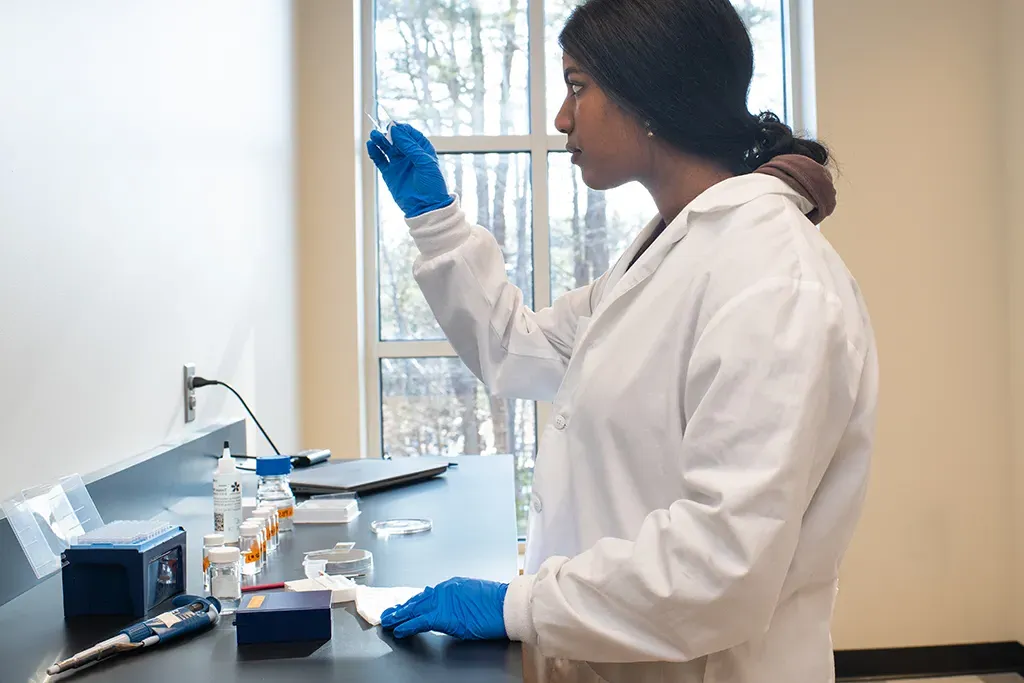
{"left": 213, "top": 441, "right": 243, "bottom": 545}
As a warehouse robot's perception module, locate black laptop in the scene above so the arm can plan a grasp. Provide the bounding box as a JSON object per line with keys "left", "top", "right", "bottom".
{"left": 287, "top": 457, "right": 450, "bottom": 495}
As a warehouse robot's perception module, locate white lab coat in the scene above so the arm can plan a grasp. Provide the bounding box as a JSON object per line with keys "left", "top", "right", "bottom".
{"left": 406, "top": 173, "right": 878, "bottom": 683}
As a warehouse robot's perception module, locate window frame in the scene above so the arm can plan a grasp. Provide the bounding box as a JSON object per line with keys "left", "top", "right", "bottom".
{"left": 359, "top": 0, "right": 812, "bottom": 464}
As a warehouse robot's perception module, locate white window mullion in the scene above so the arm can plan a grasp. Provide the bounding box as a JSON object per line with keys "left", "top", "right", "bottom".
{"left": 362, "top": 0, "right": 382, "bottom": 461}
{"left": 530, "top": 0, "right": 553, "bottom": 438}
{"left": 418, "top": 135, "right": 565, "bottom": 154}
{"left": 432, "top": 136, "right": 532, "bottom": 153}
{"left": 530, "top": 0, "right": 551, "bottom": 313}
{"left": 784, "top": 0, "right": 816, "bottom": 135}
{"left": 377, "top": 340, "right": 458, "bottom": 358}
{"left": 546, "top": 133, "right": 567, "bottom": 152}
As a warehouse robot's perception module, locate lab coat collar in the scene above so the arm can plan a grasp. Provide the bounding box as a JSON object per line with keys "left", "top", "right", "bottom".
{"left": 598, "top": 174, "right": 811, "bottom": 315}
{"left": 685, "top": 172, "right": 813, "bottom": 218}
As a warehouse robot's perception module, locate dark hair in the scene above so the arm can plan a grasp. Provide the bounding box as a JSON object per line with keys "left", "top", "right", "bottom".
{"left": 559, "top": 0, "right": 829, "bottom": 173}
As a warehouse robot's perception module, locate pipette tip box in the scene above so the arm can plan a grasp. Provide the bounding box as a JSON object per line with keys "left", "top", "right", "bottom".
{"left": 235, "top": 590, "right": 333, "bottom": 645}
{"left": 62, "top": 522, "right": 187, "bottom": 618}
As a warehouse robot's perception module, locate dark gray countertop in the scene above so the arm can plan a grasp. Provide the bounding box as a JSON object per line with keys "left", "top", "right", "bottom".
{"left": 0, "top": 455, "right": 523, "bottom": 683}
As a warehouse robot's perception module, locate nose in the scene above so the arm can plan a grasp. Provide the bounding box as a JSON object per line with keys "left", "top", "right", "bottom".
{"left": 554, "top": 95, "right": 573, "bottom": 135}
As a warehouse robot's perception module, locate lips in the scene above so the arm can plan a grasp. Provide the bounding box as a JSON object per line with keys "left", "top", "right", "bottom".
{"left": 566, "top": 143, "right": 582, "bottom": 163}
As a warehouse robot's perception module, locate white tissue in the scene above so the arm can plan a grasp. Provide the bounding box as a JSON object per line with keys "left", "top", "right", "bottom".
{"left": 355, "top": 586, "right": 424, "bottom": 626}
{"left": 285, "top": 573, "right": 357, "bottom": 604}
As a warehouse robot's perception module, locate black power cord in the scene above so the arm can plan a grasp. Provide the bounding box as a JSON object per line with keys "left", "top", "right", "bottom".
{"left": 190, "top": 376, "right": 282, "bottom": 456}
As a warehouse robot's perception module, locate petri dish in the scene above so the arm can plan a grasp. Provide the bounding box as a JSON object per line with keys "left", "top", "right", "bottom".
{"left": 304, "top": 547, "right": 373, "bottom": 577}
{"left": 370, "top": 519, "right": 433, "bottom": 536}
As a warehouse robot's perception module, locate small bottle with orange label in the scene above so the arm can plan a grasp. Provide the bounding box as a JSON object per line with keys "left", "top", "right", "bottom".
{"left": 202, "top": 533, "right": 225, "bottom": 592}
{"left": 238, "top": 521, "right": 263, "bottom": 576}
{"left": 253, "top": 507, "right": 278, "bottom": 555}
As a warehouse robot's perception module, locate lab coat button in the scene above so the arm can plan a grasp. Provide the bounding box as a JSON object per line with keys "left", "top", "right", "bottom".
{"left": 553, "top": 415, "right": 567, "bottom": 430}
{"left": 532, "top": 496, "right": 543, "bottom": 513}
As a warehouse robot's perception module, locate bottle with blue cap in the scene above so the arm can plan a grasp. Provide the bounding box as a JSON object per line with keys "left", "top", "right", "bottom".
{"left": 256, "top": 456, "right": 296, "bottom": 533}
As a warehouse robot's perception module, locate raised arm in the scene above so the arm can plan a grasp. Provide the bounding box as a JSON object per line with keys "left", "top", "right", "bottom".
{"left": 369, "top": 123, "right": 601, "bottom": 401}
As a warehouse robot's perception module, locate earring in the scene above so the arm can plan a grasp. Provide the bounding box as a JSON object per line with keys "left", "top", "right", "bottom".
{"left": 645, "top": 121, "right": 654, "bottom": 138}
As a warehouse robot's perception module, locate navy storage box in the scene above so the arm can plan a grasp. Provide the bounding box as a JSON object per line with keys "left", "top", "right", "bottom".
{"left": 62, "top": 526, "right": 186, "bottom": 618}
{"left": 235, "top": 590, "right": 333, "bottom": 645}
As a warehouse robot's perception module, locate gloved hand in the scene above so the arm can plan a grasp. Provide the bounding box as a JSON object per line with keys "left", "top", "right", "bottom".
{"left": 366, "top": 122, "right": 454, "bottom": 218}
{"left": 380, "top": 577, "right": 509, "bottom": 640}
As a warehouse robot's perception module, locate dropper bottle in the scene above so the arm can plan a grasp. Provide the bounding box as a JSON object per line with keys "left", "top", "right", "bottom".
{"left": 213, "top": 441, "right": 243, "bottom": 545}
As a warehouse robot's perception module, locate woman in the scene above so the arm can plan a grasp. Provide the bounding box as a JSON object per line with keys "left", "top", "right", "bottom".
{"left": 366, "top": 0, "right": 878, "bottom": 681}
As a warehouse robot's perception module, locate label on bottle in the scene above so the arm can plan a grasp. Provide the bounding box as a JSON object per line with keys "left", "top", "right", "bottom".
{"left": 203, "top": 557, "right": 210, "bottom": 573}
{"left": 243, "top": 540, "right": 261, "bottom": 564}
{"left": 213, "top": 475, "right": 243, "bottom": 543}
{"left": 277, "top": 505, "right": 294, "bottom": 519}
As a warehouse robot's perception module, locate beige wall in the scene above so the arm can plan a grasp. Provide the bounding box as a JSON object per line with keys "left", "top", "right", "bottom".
{"left": 296, "top": 0, "right": 1022, "bottom": 648}
{"left": 1002, "top": 0, "right": 1024, "bottom": 645}
{"left": 0, "top": 0, "right": 298, "bottom": 499}
{"left": 295, "top": 0, "right": 367, "bottom": 460}
{"left": 817, "top": 0, "right": 1014, "bottom": 648}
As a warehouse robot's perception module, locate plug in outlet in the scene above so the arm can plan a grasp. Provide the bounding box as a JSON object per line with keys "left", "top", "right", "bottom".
{"left": 183, "top": 363, "right": 197, "bottom": 423}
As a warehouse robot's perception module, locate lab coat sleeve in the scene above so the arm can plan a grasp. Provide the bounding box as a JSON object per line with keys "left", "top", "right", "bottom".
{"left": 407, "top": 199, "right": 600, "bottom": 402}
{"left": 504, "top": 277, "right": 857, "bottom": 662}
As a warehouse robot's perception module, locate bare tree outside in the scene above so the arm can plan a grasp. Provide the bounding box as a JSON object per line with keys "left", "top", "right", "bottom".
{"left": 374, "top": 0, "right": 786, "bottom": 536}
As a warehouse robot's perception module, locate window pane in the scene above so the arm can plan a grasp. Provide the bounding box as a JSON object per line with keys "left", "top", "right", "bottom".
{"left": 381, "top": 357, "right": 536, "bottom": 536}
{"left": 736, "top": 0, "right": 786, "bottom": 117}
{"left": 374, "top": 0, "right": 529, "bottom": 136}
{"left": 547, "top": 152, "right": 657, "bottom": 300}
{"left": 544, "top": 0, "right": 575, "bottom": 135}
{"left": 545, "top": 0, "right": 787, "bottom": 133}
{"left": 379, "top": 153, "right": 533, "bottom": 341}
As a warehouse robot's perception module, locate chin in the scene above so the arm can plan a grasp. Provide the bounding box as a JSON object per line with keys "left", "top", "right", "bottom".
{"left": 579, "top": 163, "right": 627, "bottom": 192}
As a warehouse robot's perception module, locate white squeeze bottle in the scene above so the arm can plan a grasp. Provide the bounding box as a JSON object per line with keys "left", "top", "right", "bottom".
{"left": 213, "top": 440, "right": 243, "bottom": 545}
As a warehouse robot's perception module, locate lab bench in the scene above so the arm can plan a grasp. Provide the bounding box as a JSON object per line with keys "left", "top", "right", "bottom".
{"left": 0, "top": 455, "right": 523, "bottom": 682}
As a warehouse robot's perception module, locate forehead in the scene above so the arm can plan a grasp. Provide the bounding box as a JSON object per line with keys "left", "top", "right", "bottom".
{"left": 561, "top": 52, "right": 580, "bottom": 70}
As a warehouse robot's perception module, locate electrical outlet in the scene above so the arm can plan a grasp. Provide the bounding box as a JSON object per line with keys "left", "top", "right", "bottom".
{"left": 183, "top": 363, "right": 196, "bottom": 423}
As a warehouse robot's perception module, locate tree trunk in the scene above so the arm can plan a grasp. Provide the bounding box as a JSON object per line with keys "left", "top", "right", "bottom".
{"left": 380, "top": 242, "right": 408, "bottom": 339}
{"left": 452, "top": 373, "right": 480, "bottom": 454}
{"left": 412, "top": 15, "right": 441, "bottom": 131}
{"left": 453, "top": 156, "right": 464, "bottom": 197}
{"left": 489, "top": 396, "right": 511, "bottom": 454}
{"left": 499, "top": 0, "right": 518, "bottom": 135}
{"left": 514, "top": 155, "right": 529, "bottom": 294}
{"left": 571, "top": 171, "right": 586, "bottom": 288}
{"left": 490, "top": 0, "right": 518, "bottom": 271}
{"left": 584, "top": 188, "right": 608, "bottom": 279}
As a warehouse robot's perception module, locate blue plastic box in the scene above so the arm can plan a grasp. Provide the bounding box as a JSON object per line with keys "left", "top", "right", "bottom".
{"left": 62, "top": 526, "right": 186, "bottom": 618}
{"left": 235, "top": 590, "right": 333, "bottom": 645}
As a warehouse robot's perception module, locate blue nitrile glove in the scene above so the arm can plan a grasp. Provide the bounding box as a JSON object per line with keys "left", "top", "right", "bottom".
{"left": 366, "top": 122, "right": 454, "bottom": 218}
{"left": 380, "top": 577, "right": 509, "bottom": 640}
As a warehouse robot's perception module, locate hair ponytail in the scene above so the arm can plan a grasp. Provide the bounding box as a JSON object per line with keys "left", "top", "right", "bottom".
{"left": 743, "top": 112, "right": 829, "bottom": 170}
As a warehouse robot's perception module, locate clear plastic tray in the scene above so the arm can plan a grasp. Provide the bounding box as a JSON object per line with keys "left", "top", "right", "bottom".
{"left": 294, "top": 493, "right": 359, "bottom": 524}
{"left": 1, "top": 474, "right": 104, "bottom": 578}
{"left": 370, "top": 518, "right": 432, "bottom": 536}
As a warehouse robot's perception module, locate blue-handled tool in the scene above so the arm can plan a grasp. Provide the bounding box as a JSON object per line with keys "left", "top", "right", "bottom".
{"left": 47, "top": 595, "right": 221, "bottom": 676}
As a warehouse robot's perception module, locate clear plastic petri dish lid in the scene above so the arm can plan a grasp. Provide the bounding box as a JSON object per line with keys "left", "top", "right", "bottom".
{"left": 303, "top": 544, "right": 373, "bottom": 577}
{"left": 370, "top": 518, "right": 432, "bottom": 536}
